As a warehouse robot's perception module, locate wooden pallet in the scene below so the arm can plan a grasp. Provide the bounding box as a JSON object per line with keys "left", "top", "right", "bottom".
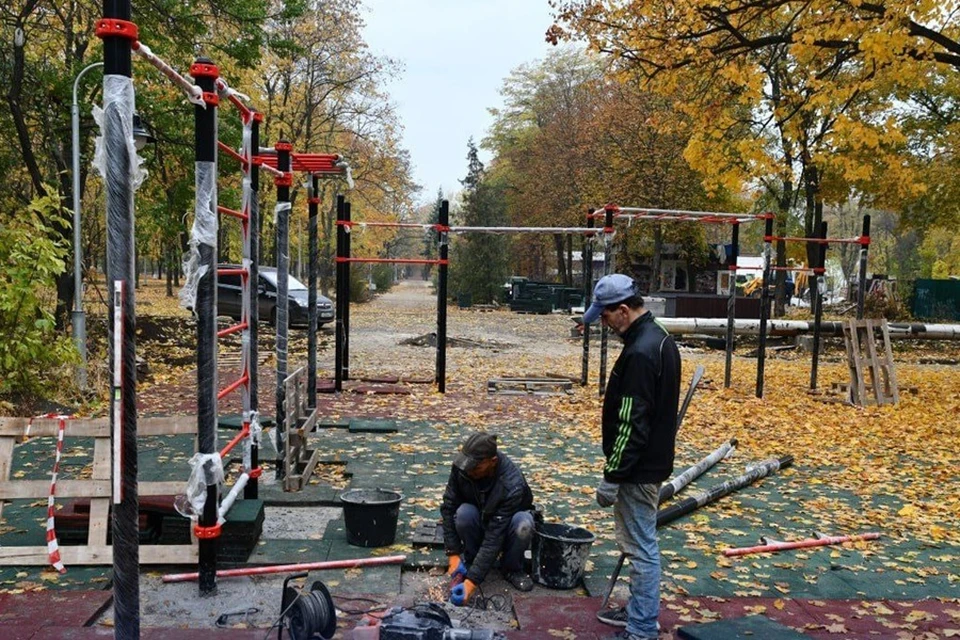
{"left": 283, "top": 365, "right": 320, "bottom": 492}
{"left": 0, "top": 416, "right": 198, "bottom": 566}
{"left": 487, "top": 377, "right": 574, "bottom": 395}
{"left": 842, "top": 319, "right": 900, "bottom": 407}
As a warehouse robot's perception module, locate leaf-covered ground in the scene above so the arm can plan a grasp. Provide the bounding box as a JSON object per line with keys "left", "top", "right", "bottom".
{"left": 5, "top": 278, "right": 958, "bottom": 637}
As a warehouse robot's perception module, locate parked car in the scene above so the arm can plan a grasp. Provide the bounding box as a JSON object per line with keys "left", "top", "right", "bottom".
{"left": 218, "top": 265, "right": 334, "bottom": 328}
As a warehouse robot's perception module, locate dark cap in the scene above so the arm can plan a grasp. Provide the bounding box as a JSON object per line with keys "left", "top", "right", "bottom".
{"left": 453, "top": 432, "right": 498, "bottom": 472}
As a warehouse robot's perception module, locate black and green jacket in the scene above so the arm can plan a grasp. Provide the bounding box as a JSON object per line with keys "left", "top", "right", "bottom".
{"left": 602, "top": 311, "right": 682, "bottom": 484}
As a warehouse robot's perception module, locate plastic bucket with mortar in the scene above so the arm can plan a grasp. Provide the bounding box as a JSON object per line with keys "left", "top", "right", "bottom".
{"left": 531, "top": 522, "right": 596, "bottom": 589}
{"left": 339, "top": 488, "right": 403, "bottom": 547}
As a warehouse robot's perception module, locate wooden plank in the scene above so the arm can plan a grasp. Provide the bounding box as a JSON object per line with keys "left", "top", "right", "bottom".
{"left": 863, "top": 321, "right": 884, "bottom": 405}
{"left": 299, "top": 449, "right": 320, "bottom": 490}
{"left": 0, "top": 543, "right": 198, "bottom": 566}
{"left": 0, "top": 480, "right": 184, "bottom": 501}
{"left": 0, "top": 437, "right": 13, "bottom": 524}
{"left": 881, "top": 320, "right": 900, "bottom": 404}
{"left": 87, "top": 439, "right": 111, "bottom": 546}
{"left": 0, "top": 415, "right": 197, "bottom": 439}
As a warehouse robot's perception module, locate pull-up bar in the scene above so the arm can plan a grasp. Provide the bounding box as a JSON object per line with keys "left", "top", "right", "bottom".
{"left": 590, "top": 204, "right": 762, "bottom": 224}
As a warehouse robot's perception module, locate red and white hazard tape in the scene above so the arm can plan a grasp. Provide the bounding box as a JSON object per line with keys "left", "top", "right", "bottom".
{"left": 38, "top": 414, "right": 70, "bottom": 574}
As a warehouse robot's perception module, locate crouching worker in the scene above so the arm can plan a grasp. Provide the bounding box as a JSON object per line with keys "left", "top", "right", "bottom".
{"left": 440, "top": 431, "right": 535, "bottom": 605}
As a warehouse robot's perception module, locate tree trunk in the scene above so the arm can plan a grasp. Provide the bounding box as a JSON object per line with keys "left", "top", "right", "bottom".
{"left": 166, "top": 247, "right": 174, "bottom": 297}
{"left": 652, "top": 224, "right": 663, "bottom": 292}
{"left": 553, "top": 235, "right": 568, "bottom": 284}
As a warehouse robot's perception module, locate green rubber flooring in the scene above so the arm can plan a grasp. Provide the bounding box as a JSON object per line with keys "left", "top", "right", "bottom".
{"left": 2, "top": 417, "right": 956, "bottom": 603}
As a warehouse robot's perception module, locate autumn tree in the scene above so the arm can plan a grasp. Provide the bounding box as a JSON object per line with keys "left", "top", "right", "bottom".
{"left": 450, "top": 141, "right": 510, "bottom": 304}
{"left": 552, "top": 1, "right": 929, "bottom": 312}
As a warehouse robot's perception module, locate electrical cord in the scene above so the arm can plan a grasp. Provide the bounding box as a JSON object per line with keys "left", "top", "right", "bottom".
{"left": 215, "top": 606, "right": 260, "bottom": 628}
{"left": 331, "top": 595, "right": 385, "bottom": 616}
{"left": 261, "top": 590, "right": 305, "bottom": 640}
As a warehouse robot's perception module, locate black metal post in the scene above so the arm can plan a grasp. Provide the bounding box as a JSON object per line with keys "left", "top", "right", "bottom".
{"left": 724, "top": 222, "right": 740, "bottom": 388}
{"left": 190, "top": 57, "right": 220, "bottom": 596}
{"left": 100, "top": 0, "right": 139, "bottom": 631}
{"left": 810, "top": 221, "right": 828, "bottom": 390}
{"left": 598, "top": 207, "right": 614, "bottom": 396}
{"left": 335, "top": 195, "right": 345, "bottom": 392}
{"left": 756, "top": 214, "right": 774, "bottom": 398}
{"left": 437, "top": 200, "right": 449, "bottom": 393}
{"left": 856, "top": 214, "right": 871, "bottom": 320}
{"left": 343, "top": 201, "right": 352, "bottom": 381}
{"left": 274, "top": 141, "right": 292, "bottom": 482}
{"left": 245, "top": 111, "right": 261, "bottom": 500}
{"left": 581, "top": 210, "right": 595, "bottom": 387}
{"left": 308, "top": 174, "right": 319, "bottom": 408}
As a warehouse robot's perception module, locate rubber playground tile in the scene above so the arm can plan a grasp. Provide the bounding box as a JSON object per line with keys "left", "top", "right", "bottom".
{"left": 348, "top": 419, "right": 398, "bottom": 433}
{"left": 349, "top": 384, "right": 412, "bottom": 395}
{"left": 246, "top": 538, "right": 331, "bottom": 565}
{"left": 0, "top": 590, "right": 112, "bottom": 633}
{"left": 217, "top": 413, "right": 275, "bottom": 430}
{"left": 319, "top": 565, "right": 402, "bottom": 596}
{"left": 677, "top": 615, "right": 811, "bottom": 639}
{"left": 512, "top": 595, "right": 616, "bottom": 638}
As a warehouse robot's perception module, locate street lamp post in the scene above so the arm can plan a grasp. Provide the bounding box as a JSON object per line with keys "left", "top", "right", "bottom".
{"left": 71, "top": 61, "right": 103, "bottom": 389}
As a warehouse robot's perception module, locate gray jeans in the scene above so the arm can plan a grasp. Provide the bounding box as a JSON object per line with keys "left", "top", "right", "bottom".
{"left": 614, "top": 482, "right": 661, "bottom": 639}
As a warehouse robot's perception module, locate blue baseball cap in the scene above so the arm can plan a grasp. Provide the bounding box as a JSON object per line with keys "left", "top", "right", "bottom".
{"left": 582, "top": 274, "right": 639, "bottom": 324}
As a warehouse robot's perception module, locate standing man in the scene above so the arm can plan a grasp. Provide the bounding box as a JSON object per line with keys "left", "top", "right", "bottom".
{"left": 440, "top": 431, "right": 535, "bottom": 605}
{"left": 584, "top": 274, "right": 681, "bottom": 640}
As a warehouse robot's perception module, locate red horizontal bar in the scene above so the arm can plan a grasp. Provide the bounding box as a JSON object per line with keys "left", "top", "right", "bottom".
{"left": 217, "top": 268, "right": 248, "bottom": 277}
{"left": 336, "top": 257, "right": 449, "bottom": 265}
{"left": 220, "top": 423, "right": 250, "bottom": 458}
{"left": 217, "top": 141, "right": 249, "bottom": 166}
{"left": 218, "top": 321, "right": 248, "bottom": 338}
{"left": 217, "top": 205, "right": 249, "bottom": 221}
{"left": 227, "top": 93, "right": 253, "bottom": 120}
{"left": 217, "top": 373, "right": 249, "bottom": 401}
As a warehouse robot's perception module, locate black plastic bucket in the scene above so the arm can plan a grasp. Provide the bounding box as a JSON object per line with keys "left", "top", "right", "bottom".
{"left": 339, "top": 488, "right": 403, "bottom": 547}
{"left": 531, "top": 522, "right": 596, "bottom": 589}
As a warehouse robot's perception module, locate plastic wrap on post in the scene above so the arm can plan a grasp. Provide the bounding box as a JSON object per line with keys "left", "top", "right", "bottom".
{"left": 91, "top": 77, "right": 147, "bottom": 190}
{"left": 274, "top": 201, "right": 291, "bottom": 226}
{"left": 174, "top": 452, "right": 224, "bottom": 520}
{"left": 180, "top": 162, "right": 218, "bottom": 310}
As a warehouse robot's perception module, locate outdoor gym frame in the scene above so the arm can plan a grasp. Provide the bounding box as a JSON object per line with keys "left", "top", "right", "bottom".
{"left": 586, "top": 204, "right": 872, "bottom": 398}
{"left": 96, "top": 8, "right": 350, "bottom": 614}
{"left": 334, "top": 201, "right": 615, "bottom": 393}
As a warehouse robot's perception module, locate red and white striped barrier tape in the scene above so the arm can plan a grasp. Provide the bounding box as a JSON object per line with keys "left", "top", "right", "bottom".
{"left": 30, "top": 413, "right": 71, "bottom": 574}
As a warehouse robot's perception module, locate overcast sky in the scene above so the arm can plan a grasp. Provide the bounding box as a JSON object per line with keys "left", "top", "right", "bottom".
{"left": 361, "top": 0, "right": 557, "bottom": 202}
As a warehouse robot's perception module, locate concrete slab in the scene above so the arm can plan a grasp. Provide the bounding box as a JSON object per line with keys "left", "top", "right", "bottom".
{"left": 261, "top": 506, "right": 341, "bottom": 540}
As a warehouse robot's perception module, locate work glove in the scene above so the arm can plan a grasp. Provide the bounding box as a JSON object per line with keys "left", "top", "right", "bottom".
{"left": 596, "top": 479, "right": 619, "bottom": 508}
{"left": 450, "top": 579, "right": 477, "bottom": 606}
{"left": 447, "top": 554, "right": 467, "bottom": 588}
{"left": 446, "top": 554, "right": 466, "bottom": 577}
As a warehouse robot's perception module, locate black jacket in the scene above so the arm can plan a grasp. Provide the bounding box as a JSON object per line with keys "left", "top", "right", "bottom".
{"left": 440, "top": 452, "right": 533, "bottom": 584}
{"left": 602, "top": 311, "right": 682, "bottom": 484}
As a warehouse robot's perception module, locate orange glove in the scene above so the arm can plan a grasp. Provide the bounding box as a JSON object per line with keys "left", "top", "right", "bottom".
{"left": 450, "top": 579, "right": 476, "bottom": 605}
{"left": 446, "top": 554, "right": 465, "bottom": 576}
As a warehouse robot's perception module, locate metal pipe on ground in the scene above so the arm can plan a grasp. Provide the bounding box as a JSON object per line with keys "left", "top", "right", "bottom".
{"left": 161, "top": 554, "right": 407, "bottom": 583}
{"left": 653, "top": 318, "right": 960, "bottom": 340}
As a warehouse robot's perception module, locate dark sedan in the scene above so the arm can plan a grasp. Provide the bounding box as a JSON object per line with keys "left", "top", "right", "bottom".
{"left": 218, "top": 265, "right": 334, "bottom": 328}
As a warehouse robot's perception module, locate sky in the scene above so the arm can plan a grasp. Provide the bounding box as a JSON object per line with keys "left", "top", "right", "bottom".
{"left": 361, "top": 0, "right": 557, "bottom": 202}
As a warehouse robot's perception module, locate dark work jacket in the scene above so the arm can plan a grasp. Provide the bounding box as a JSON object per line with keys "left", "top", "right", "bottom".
{"left": 440, "top": 453, "right": 533, "bottom": 584}
{"left": 602, "top": 311, "right": 682, "bottom": 484}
